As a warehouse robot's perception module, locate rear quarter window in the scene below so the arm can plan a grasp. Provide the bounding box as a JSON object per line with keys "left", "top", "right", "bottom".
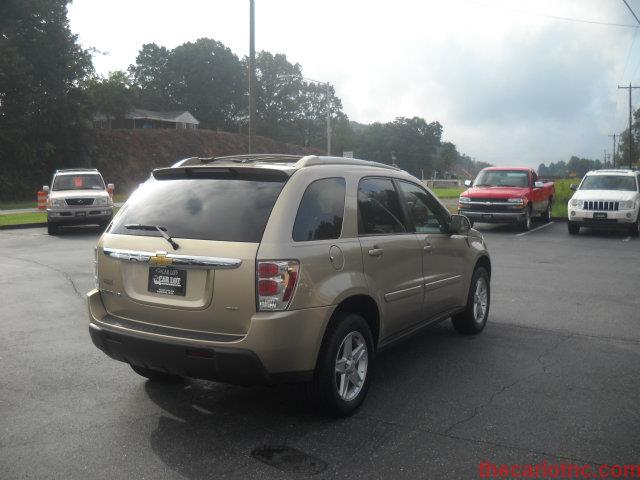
{"left": 292, "top": 178, "right": 346, "bottom": 241}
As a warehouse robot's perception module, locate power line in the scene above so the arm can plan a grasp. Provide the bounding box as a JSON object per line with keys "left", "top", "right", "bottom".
{"left": 619, "top": 27, "right": 639, "bottom": 83}
{"left": 621, "top": 0, "right": 640, "bottom": 26}
{"left": 463, "top": 0, "right": 640, "bottom": 29}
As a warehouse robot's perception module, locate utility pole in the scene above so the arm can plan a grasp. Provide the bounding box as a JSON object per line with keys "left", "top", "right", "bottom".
{"left": 248, "top": 0, "right": 256, "bottom": 153}
{"left": 325, "top": 82, "right": 331, "bottom": 156}
{"left": 608, "top": 133, "right": 617, "bottom": 167}
{"left": 617, "top": 83, "right": 640, "bottom": 169}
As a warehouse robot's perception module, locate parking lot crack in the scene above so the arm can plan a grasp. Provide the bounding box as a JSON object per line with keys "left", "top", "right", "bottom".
{"left": 0, "top": 254, "right": 84, "bottom": 300}
{"left": 442, "top": 377, "right": 522, "bottom": 435}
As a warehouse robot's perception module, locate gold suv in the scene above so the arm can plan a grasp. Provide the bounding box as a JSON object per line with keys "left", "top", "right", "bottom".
{"left": 88, "top": 154, "right": 491, "bottom": 415}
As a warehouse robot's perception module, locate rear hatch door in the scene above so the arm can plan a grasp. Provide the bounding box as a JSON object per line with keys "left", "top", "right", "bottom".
{"left": 97, "top": 166, "right": 288, "bottom": 336}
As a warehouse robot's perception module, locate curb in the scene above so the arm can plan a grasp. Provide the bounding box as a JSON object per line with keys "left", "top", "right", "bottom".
{"left": 0, "top": 222, "right": 47, "bottom": 230}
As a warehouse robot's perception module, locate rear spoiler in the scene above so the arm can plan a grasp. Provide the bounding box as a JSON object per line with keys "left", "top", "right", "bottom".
{"left": 152, "top": 166, "right": 290, "bottom": 181}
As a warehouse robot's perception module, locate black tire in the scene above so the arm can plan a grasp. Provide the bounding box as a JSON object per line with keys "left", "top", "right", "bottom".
{"left": 568, "top": 221, "right": 580, "bottom": 235}
{"left": 520, "top": 207, "right": 532, "bottom": 231}
{"left": 542, "top": 200, "right": 552, "bottom": 222}
{"left": 47, "top": 222, "right": 58, "bottom": 235}
{"left": 452, "top": 267, "right": 490, "bottom": 335}
{"left": 629, "top": 217, "right": 640, "bottom": 237}
{"left": 307, "top": 312, "right": 374, "bottom": 417}
{"left": 130, "top": 364, "right": 182, "bottom": 382}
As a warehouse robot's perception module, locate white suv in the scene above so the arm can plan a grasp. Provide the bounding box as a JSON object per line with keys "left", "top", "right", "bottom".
{"left": 567, "top": 169, "right": 640, "bottom": 236}
{"left": 44, "top": 169, "right": 114, "bottom": 235}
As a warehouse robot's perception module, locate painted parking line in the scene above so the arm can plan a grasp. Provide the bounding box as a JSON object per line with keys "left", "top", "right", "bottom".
{"left": 623, "top": 236, "right": 631, "bottom": 242}
{"left": 515, "top": 221, "right": 555, "bottom": 237}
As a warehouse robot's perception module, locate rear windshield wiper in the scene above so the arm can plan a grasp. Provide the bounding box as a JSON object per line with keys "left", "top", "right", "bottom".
{"left": 124, "top": 224, "right": 180, "bottom": 250}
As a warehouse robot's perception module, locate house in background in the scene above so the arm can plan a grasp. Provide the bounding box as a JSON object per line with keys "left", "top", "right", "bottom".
{"left": 94, "top": 108, "right": 200, "bottom": 130}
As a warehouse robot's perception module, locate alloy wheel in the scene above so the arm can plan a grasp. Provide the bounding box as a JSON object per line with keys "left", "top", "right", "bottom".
{"left": 335, "top": 331, "right": 368, "bottom": 402}
{"left": 473, "top": 277, "right": 488, "bottom": 323}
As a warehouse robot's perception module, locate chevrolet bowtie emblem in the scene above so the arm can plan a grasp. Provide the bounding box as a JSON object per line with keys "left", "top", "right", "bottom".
{"left": 149, "top": 252, "right": 173, "bottom": 267}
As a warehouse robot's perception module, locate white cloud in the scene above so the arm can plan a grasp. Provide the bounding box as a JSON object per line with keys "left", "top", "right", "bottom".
{"left": 68, "top": 0, "right": 640, "bottom": 167}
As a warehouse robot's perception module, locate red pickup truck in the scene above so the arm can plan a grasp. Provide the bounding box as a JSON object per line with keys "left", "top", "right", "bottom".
{"left": 457, "top": 167, "right": 555, "bottom": 231}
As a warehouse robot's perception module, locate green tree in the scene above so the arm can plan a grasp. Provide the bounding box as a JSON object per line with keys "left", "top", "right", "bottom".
{"left": 84, "top": 71, "right": 136, "bottom": 128}
{"left": 0, "top": 0, "right": 93, "bottom": 200}
{"left": 129, "top": 43, "right": 172, "bottom": 110}
{"left": 353, "top": 117, "right": 443, "bottom": 178}
{"left": 616, "top": 107, "right": 639, "bottom": 168}
{"left": 167, "top": 38, "right": 244, "bottom": 129}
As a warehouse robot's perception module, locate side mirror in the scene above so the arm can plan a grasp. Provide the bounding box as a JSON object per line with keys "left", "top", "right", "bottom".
{"left": 570, "top": 184, "right": 578, "bottom": 191}
{"left": 43, "top": 185, "right": 50, "bottom": 193}
{"left": 449, "top": 214, "right": 471, "bottom": 235}
{"left": 534, "top": 181, "right": 544, "bottom": 188}
{"left": 464, "top": 179, "right": 472, "bottom": 187}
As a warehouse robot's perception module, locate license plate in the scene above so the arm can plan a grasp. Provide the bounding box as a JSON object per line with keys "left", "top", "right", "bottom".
{"left": 75, "top": 211, "right": 86, "bottom": 217}
{"left": 593, "top": 212, "right": 607, "bottom": 220}
{"left": 148, "top": 267, "right": 186, "bottom": 296}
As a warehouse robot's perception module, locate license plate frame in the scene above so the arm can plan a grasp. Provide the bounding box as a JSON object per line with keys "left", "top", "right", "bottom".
{"left": 148, "top": 267, "right": 187, "bottom": 296}
{"left": 593, "top": 212, "right": 608, "bottom": 220}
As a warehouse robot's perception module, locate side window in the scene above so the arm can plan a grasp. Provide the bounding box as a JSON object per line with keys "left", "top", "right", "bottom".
{"left": 357, "top": 178, "right": 407, "bottom": 235}
{"left": 292, "top": 178, "right": 346, "bottom": 241}
{"left": 398, "top": 181, "right": 448, "bottom": 234}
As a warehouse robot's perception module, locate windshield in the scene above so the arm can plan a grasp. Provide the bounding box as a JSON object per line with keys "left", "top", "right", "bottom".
{"left": 109, "top": 175, "right": 286, "bottom": 242}
{"left": 580, "top": 175, "right": 638, "bottom": 192}
{"left": 473, "top": 170, "right": 530, "bottom": 188}
{"left": 53, "top": 174, "right": 105, "bottom": 191}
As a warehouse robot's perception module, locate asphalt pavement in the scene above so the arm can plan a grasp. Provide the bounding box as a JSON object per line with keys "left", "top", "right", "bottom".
{"left": 1, "top": 222, "right": 639, "bottom": 479}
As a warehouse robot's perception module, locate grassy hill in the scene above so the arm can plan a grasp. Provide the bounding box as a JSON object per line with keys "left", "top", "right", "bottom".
{"left": 87, "top": 129, "right": 320, "bottom": 196}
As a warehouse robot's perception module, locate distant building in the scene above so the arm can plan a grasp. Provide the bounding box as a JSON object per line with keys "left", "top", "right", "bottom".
{"left": 94, "top": 108, "right": 199, "bottom": 130}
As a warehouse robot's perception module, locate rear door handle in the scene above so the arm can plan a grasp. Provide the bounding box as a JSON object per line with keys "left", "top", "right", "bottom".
{"left": 423, "top": 243, "right": 433, "bottom": 252}
{"left": 368, "top": 248, "right": 384, "bottom": 257}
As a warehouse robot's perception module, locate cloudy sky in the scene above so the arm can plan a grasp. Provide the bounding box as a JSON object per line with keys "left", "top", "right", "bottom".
{"left": 68, "top": 0, "right": 640, "bottom": 168}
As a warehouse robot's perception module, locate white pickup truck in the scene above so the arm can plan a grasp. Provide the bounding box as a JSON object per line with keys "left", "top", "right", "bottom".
{"left": 567, "top": 169, "right": 640, "bottom": 236}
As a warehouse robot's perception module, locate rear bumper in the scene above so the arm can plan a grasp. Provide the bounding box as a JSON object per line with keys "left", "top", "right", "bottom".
{"left": 87, "top": 289, "right": 330, "bottom": 385}
{"left": 458, "top": 209, "right": 525, "bottom": 223}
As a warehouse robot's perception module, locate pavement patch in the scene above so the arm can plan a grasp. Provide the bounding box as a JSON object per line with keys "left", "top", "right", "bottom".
{"left": 251, "top": 445, "right": 327, "bottom": 475}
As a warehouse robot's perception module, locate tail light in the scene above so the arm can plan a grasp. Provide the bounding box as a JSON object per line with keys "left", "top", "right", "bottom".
{"left": 257, "top": 260, "right": 300, "bottom": 311}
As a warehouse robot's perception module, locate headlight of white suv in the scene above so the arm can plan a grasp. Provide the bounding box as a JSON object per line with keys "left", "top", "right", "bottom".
{"left": 618, "top": 200, "right": 635, "bottom": 210}
{"left": 95, "top": 197, "right": 109, "bottom": 206}
{"left": 569, "top": 198, "right": 583, "bottom": 208}
{"left": 49, "top": 198, "right": 66, "bottom": 207}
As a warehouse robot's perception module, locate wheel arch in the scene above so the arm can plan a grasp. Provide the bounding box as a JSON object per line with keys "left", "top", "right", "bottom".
{"left": 329, "top": 294, "right": 381, "bottom": 350}
{"left": 474, "top": 254, "right": 492, "bottom": 279}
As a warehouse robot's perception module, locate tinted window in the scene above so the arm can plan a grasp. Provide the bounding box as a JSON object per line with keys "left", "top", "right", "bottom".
{"left": 110, "top": 176, "right": 285, "bottom": 242}
{"left": 293, "top": 178, "right": 346, "bottom": 241}
{"left": 398, "top": 181, "right": 447, "bottom": 234}
{"left": 53, "top": 174, "right": 105, "bottom": 191}
{"left": 358, "top": 178, "right": 407, "bottom": 235}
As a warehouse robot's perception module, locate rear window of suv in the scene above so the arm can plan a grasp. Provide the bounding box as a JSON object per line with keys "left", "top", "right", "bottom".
{"left": 109, "top": 176, "right": 286, "bottom": 242}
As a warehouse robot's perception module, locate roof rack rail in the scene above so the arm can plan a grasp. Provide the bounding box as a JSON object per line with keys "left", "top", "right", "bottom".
{"left": 294, "top": 156, "right": 401, "bottom": 171}
{"left": 55, "top": 168, "right": 99, "bottom": 173}
{"left": 170, "top": 154, "right": 401, "bottom": 171}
